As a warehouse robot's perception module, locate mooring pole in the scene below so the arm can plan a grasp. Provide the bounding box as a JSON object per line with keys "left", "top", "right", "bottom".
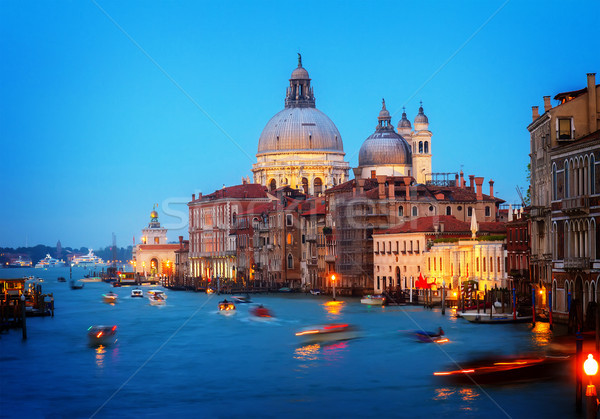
{"left": 20, "top": 294, "right": 27, "bottom": 340}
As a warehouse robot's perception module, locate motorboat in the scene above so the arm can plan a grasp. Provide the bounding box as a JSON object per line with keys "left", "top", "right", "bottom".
{"left": 412, "top": 327, "right": 448, "bottom": 343}
{"left": 295, "top": 323, "right": 358, "bottom": 345}
{"left": 35, "top": 254, "right": 66, "bottom": 268}
{"left": 249, "top": 304, "right": 274, "bottom": 320}
{"left": 309, "top": 289, "right": 321, "bottom": 295}
{"left": 87, "top": 325, "right": 117, "bottom": 347}
{"left": 131, "top": 288, "right": 143, "bottom": 298}
{"left": 102, "top": 292, "right": 118, "bottom": 304}
{"left": 218, "top": 299, "right": 236, "bottom": 315}
{"left": 148, "top": 290, "right": 167, "bottom": 300}
{"left": 460, "top": 312, "right": 533, "bottom": 324}
{"left": 433, "top": 354, "right": 570, "bottom": 384}
{"left": 70, "top": 280, "right": 84, "bottom": 290}
{"left": 57, "top": 277, "right": 66, "bottom": 282}
{"left": 232, "top": 295, "right": 252, "bottom": 304}
{"left": 71, "top": 249, "right": 105, "bottom": 267}
{"left": 360, "top": 295, "right": 386, "bottom": 305}
{"left": 149, "top": 293, "right": 166, "bottom": 305}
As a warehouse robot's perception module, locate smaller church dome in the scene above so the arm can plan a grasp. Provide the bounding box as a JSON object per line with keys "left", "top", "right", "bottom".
{"left": 398, "top": 108, "right": 412, "bottom": 129}
{"left": 414, "top": 103, "right": 428, "bottom": 124}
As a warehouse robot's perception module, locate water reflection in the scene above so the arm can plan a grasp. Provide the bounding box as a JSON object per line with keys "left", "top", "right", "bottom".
{"left": 95, "top": 345, "right": 106, "bottom": 368}
{"left": 322, "top": 340, "right": 348, "bottom": 363}
{"left": 322, "top": 301, "right": 344, "bottom": 318}
{"left": 433, "top": 387, "right": 480, "bottom": 411}
{"left": 531, "top": 321, "right": 552, "bottom": 347}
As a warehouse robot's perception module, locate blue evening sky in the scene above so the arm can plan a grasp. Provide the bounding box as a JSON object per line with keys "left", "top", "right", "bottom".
{"left": 1, "top": 1, "right": 598, "bottom": 249}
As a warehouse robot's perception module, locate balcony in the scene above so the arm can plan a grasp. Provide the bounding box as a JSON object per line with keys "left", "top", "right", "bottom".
{"left": 530, "top": 206, "right": 548, "bottom": 219}
{"left": 561, "top": 196, "right": 589, "bottom": 215}
{"left": 564, "top": 257, "right": 590, "bottom": 270}
{"left": 325, "top": 255, "right": 336, "bottom": 263}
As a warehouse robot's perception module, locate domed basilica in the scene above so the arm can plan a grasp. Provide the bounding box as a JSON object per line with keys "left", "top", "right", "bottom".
{"left": 252, "top": 56, "right": 433, "bottom": 193}
{"left": 252, "top": 55, "right": 350, "bottom": 195}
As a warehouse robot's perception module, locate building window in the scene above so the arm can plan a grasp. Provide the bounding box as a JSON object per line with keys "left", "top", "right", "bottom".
{"left": 371, "top": 170, "right": 376, "bottom": 179}
{"left": 301, "top": 177, "right": 309, "bottom": 194}
{"left": 483, "top": 257, "right": 486, "bottom": 272}
{"left": 398, "top": 206, "right": 404, "bottom": 217}
{"left": 591, "top": 155, "right": 596, "bottom": 195}
{"left": 446, "top": 206, "right": 451, "bottom": 216}
{"left": 286, "top": 214, "right": 293, "bottom": 226}
{"left": 287, "top": 233, "right": 292, "bottom": 245}
{"left": 476, "top": 257, "right": 479, "bottom": 271}
{"left": 552, "top": 163, "right": 558, "bottom": 200}
{"left": 557, "top": 118, "right": 573, "bottom": 140}
{"left": 424, "top": 141, "right": 429, "bottom": 154}
{"left": 287, "top": 254, "right": 293, "bottom": 269}
{"left": 497, "top": 257, "right": 501, "bottom": 272}
{"left": 154, "top": 237, "right": 159, "bottom": 244}
{"left": 485, "top": 206, "right": 490, "bottom": 217}
{"left": 467, "top": 207, "right": 473, "bottom": 217}
{"left": 419, "top": 141, "right": 423, "bottom": 153}
{"left": 314, "top": 177, "right": 323, "bottom": 195}
{"left": 412, "top": 206, "right": 418, "bottom": 216}
{"left": 565, "top": 160, "right": 570, "bottom": 198}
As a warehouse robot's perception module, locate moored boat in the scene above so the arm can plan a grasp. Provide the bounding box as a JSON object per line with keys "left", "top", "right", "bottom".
{"left": 218, "top": 299, "right": 236, "bottom": 315}
{"left": 35, "top": 254, "right": 66, "bottom": 268}
{"left": 87, "top": 325, "right": 117, "bottom": 347}
{"left": 57, "top": 276, "right": 66, "bottom": 282}
{"left": 360, "top": 295, "right": 386, "bottom": 305}
{"left": 70, "top": 280, "right": 84, "bottom": 290}
{"left": 71, "top": 249, "right": 105, "bottom": 268}
{"left": 460, "top": 312, "right": 533, "bottom": 324}
{"left": 295, "top": 323, "right": 358, "bottom": 344}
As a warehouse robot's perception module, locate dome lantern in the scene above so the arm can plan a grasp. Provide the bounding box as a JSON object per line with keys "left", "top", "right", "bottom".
{"left": 285, "top": 53, "right": 315, "bottom": 108}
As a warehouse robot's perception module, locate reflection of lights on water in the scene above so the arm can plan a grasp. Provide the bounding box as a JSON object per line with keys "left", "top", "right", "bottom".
{"left": 322, "top": 301, "right": 344, "bottom": 316}
{"left": 459, "top": 387, "right": 479, "bottom": 402}
{"left": 531, "top": 321, "right": 552, "bottom": 346}
{"left": 95, "top": 345, "right": 106, "bottom": 368}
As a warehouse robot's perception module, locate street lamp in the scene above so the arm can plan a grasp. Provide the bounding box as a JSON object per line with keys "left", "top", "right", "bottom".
{"left": 584, "top": 354, "right": 599, "bottom": 419}
{"left": 331, "top": 273, "right": 336, "bottom": 301}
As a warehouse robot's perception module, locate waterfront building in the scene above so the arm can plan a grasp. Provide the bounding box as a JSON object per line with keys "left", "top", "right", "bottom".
{"left": 325, "top": 171, "right": 503, "bottom": 293}
{"left": 373, "top": 215, "right": 507, "bottom": 294}
{"left": 528, "top": 73, "right": 599, "bottom": 324}
{"left": 132, "top": 207, "right": 179, "bottom": 276}
{"left": 187, "top": 182, "right": 270, "bottom": 284}
{"left": 252, "top": 55, "right": 350, "bottom": 194}
{"left": 299, "top": 197, "right": 329, "bottom": 291}
{"left": 174, "top": 236, "right": 190, "bottom": 287}
{"left": 506, "top": 208, "right": 531, "bottom": 295}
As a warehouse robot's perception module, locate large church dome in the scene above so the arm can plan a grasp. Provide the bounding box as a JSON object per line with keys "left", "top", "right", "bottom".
{"left": 257, "top": 107, "right": 343, "bottom": 155}
{"left": 358, "top": 100, "right": 412, "bottom": 166}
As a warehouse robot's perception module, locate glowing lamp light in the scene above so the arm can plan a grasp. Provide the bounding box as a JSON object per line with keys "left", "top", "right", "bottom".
{"left": 453, "top": 292, "right": 457, "bottom": 297}
{"left": 331, "top": 274, "right": 336, "bottom": 281}
{"left": 584, "top": 354, "right": 598, "bottom": 377}
{"left": 539, "top": 290, "right": 543, "bottom": 295}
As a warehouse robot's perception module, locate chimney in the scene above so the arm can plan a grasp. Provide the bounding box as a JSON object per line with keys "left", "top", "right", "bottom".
{"left": 588, "top": 73, "right": 597, "bottom": 132}
{"left": 489, "top": 179, "right": 495, "bottom": 198}
{"left": 543, "top": 96, "right": 552, "bottom": 112}
{"left": 440, "top": 222, "right": 445, "bottom": 233}
{"left": 403, "top": 177, "right": 411, "bottom": 201}
{"left": 455, "top": 173, "right": 459, "bottom": 187}
{"left": 376, "top": 175, "right": 387, "bottom": 199}
{"left": 179, "top": 236, "right": 183, "bottom": 249}
{"left": 388, "top": 181, "right": 395, "bottom": 200}
{"left": 532, "top": 106, "right": 539, "bottom": 121}
{"left": 459, "top": 171, "right": 464, "bottom": 189}
{"left": 475, "top": 177, "right": 484, "bottom": 200}
{"left": 192, "top": 193, "right": 195, "bottom": 201}
{"left": 469, "top": 175, "right": 475, "bottom": 192}
{"left": 352, "top": 167, "right": 362, "bottom": 180}
{"left": 357, "top": 178, "right": 365, "bottom": 195}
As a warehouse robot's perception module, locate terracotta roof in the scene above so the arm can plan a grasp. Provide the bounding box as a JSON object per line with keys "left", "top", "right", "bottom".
{"left": 301, "top": 198, "right": 326, "bottom": 216}
{"left": 190, "top": 183, "right": 268, "bottom": 203}
{"left": 376, "top": 215, "right": 506, "bottom": 235}
{"left": 238, "top": 202, "right": 273, "bottom": 216}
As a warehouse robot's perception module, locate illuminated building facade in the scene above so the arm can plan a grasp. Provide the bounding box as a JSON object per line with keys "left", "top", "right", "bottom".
{"left": 133, "top": 207, "right": 178, "bottom": 276}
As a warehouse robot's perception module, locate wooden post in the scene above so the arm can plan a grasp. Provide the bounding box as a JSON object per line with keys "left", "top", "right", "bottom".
{"left": 576, "top": 333, "right": 583, "bottom": 414}
{"left": 549, "top": 290, "right": 553, "bottom": 330}
{"left": 20, "top": 294, "right": 27, "bottom": 340}
{"left": 441, "top": 282, "right": 446, "bottom": 316}
{"left": 532, "top": 287, "right": 536, "bottom": 324}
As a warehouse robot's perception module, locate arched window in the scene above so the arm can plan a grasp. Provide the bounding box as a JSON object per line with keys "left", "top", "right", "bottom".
{"left": 398, "top": 206, "right": 404, "bottom": 217}
{"left": 419, "top": 141, "right": 423, "bottom": 153}
{"left": 314, "top": 177, "right": 323, "bottom": 195}
{"left": 301, "top": 177, "right": 309, "bottom": 194}
{"left": 446, "top": 206, "right": 451, "bottom": 216}
{"left": 287, "top": 254, "right": 293, "bottom": 269}
{"left": 269, "top": 179, "right": 277, "bottom": 191}
{"left": 565, "top": 160, "right": 570, "bottom": 198}
{"left": 591, "top": 154, "right": 596, "bottom": 195}
{"left": 424, "top": 141, "right": 429, "bottom": 153}
{"left": 286, "top": 233, "right": 292, "bottom": 245}
{"left": 412, "top": 206, "right": 418, "bottom": 217}
{"left": 552, "top": 163, "right": 558, "bottom": 200}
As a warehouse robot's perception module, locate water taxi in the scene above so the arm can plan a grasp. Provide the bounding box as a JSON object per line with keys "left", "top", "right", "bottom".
{"left": 149, "top": 293, "right": 166, "bottom": 305}
{"left": 87, "top": 325, "right": 117, "bottom": 347}
{"left": 360, "top": 295, "right": 386, "bottom": 305}
{"left": 131, "top": 288, "right": 143, "bottom": 298}
{"left": 218, "top": 300, "right": 236, "bottom": 315}
{"left": 232, "top": 295, "right": 252, "bottom": 304}
{"left": 148, "top": 290, "right": 167, "bottom": 300}
{"left": 102, "top": 292, "right": 118, "bottom": 304}
{"left": 295, "top": 323, "right": 358, "bottom": 345}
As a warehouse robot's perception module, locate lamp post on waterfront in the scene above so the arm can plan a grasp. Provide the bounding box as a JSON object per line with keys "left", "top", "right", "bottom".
{"left": 584, "top": 354, "right": 599, "bottom": 419}
{"left": 331, "top": 273, "right": 336, "bottom": 301}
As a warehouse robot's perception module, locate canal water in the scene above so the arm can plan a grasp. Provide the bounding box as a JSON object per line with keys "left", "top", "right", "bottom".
{"left": 1, "top": 268, "right": 574, "bottom": 418}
